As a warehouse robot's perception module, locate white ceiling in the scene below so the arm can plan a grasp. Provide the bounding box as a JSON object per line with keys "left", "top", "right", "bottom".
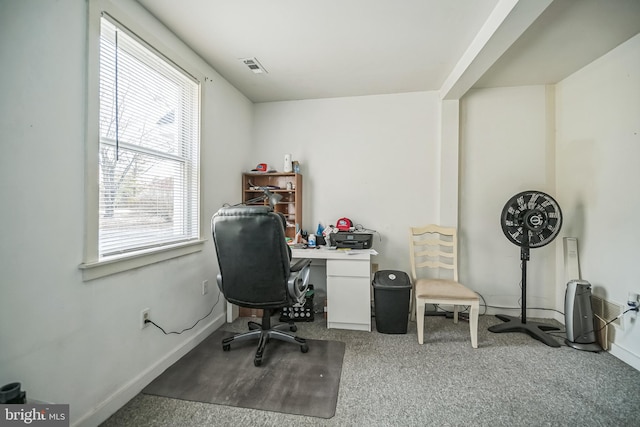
{"left": 135, "top": 0, "right": 640, "bottom": 103}
{"left": 475, "top": 0, "right": 640, "bottom": 88}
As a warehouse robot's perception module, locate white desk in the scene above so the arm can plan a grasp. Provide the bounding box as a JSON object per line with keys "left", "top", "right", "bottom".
{"left": 292, "top": 247, "right": 377, "bottom": 331}
{"left": 225, "top": 247, "right": 377, "bottom": 332}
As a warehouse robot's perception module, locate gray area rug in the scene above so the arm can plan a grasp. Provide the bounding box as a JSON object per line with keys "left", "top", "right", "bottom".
{"left": 105, "top": 316, "right": 640, "bottom": 427}
{"left": 142, "top": 329, "right": 345, "bottom": 419}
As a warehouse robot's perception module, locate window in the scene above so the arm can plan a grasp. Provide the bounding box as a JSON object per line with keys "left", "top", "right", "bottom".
{"left": 81, "top": 9, "right": 202, "bottom": 279}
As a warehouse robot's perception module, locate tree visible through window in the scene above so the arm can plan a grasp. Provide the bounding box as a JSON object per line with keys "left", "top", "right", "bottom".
{"left": 98, "top": 16, "right": 200, "bottom": 258}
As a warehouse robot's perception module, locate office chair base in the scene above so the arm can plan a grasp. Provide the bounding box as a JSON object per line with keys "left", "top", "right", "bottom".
{"left": 488, "top": 314, "right": 561, "bottom": 347}
{"left": 247, "top": 320, "right": 297, "bottom": 333}
{"left": 222, "top": 312, "right": 308, "bottom": 366}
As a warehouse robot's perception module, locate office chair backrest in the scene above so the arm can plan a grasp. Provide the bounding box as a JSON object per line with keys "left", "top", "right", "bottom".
{"left": 212, "top": 205, "right": 292, "bottom": 308}
{"left": 409, "top": 224, "right": 458, "bottom": 282}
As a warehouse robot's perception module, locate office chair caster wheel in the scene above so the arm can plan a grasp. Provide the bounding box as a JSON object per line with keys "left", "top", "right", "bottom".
{"left": 301, "top": 344, "right": 309, "bottom": 353}
{"left": 254, "top": 357, "right": 262, "bottom": 367}
{"left": 222, "top": 344, "right": 231, "bottom": 351}
{"left": 290, "top": 325, "right": 297, "bottom": 332}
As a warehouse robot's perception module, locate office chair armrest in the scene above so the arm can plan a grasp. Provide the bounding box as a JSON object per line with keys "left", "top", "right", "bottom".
{"left": 288, "top": 259, "right": 311, "bottom": 304}
{"left": 290, "top": 258, "right": 312, "bottom": 272}
{"left": 216, "top": 274, "right": 224, "bottom": 294}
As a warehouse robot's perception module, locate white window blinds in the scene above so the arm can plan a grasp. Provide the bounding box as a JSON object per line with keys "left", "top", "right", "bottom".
{"left": 98, "top": 15, "right": 200, "bottom": 259}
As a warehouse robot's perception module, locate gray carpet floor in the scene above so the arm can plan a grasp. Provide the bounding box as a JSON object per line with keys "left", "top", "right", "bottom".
{"left": 102, "top": 314, "right": 640, "bottom": 426}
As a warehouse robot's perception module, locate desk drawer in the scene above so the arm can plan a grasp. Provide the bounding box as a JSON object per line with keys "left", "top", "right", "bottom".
{"left": 327, "top": 259, "right": 370, "bottom": 277}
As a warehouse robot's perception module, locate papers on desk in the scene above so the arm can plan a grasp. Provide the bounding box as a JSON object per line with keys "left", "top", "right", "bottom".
{"left": 337, "top": 248, "right": 378, "bottom": 255}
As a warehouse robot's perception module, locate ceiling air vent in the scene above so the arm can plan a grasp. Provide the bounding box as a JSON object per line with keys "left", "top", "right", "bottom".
{"left": 240, "top": 57, "right": 267, "bottom": 74}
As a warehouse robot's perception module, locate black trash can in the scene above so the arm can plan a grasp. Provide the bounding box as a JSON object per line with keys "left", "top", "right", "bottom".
{"left": 372, "top": 270, "right": 411, "bottom": 334}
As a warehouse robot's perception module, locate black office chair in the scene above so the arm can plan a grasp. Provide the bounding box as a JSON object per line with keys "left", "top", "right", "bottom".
{"left": 211, "top": 205, "right": 312, "bottom": 366}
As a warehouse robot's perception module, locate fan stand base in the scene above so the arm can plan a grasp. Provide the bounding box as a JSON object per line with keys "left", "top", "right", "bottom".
{"left": 564, "top": 339, "right": 602, "bottom": 352}
{"left": 488, "top": 314, "right": 561, "bottom": 347}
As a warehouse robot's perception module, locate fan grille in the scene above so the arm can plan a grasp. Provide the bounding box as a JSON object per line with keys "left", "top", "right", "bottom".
{"left": 500, "top": 190, "right": 562, "bottom": 248}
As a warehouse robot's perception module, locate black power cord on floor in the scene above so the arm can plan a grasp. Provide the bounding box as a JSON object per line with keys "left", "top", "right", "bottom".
{"left": 474, "top": 289, "right": 564, "bottom": 316}
{"left": 145, "top": 291, "right": 222, "bottom": 335}
{"left": 431, "top": 290, "right": 564, "bottom": 318}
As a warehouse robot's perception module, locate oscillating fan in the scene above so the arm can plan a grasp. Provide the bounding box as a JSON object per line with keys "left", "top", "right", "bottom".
{"left": 488, "top": 190, "right": 563, "bottom": 347}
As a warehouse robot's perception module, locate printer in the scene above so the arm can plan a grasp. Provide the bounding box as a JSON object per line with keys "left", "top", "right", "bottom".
{"left": 330, "top": 232, "right": 373, "bottom": 250}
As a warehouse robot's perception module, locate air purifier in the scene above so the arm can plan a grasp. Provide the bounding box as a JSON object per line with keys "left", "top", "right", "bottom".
{"left": 564, "top": 280, "right": 602, "bottom": 352}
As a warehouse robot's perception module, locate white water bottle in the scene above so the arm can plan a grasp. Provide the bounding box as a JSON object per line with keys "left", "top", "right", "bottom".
{"left": 284, "top": 154, "right": 292, "bottom": 173}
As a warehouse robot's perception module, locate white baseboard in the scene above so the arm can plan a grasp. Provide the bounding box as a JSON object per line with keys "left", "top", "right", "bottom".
{"left": 608, "top": 341, "right": 640, "bottom": 371}
{"left": 73, "top": 312, "right": 226, "bottom": 427}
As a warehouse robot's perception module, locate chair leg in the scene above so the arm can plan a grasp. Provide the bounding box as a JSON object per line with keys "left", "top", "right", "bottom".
{"left": 409, "top": 287, "right": 416, "bottom": 322}
{"left": 268, "top": 329, "right": 307, "bottom": 347}
{"left": 222, "top": 329, "right": 262, "bottom": 350}
{"left": 248, "top": 321, "right": 261, "bottom": 330}
{"left": 254, "top": 331, "right": 269, "bottom": 365}
{"left": 274, "top": 321, "right": 297, "bottom": 333}
{"left": 222, "top": 310, "right": 309, "bottom": 366}
{"left": 453, "top": 305, "right": 459, "bottom": 323}
{"left": 253, "top": 329, "right": 308, "bottom": 366}
{"left": 469, "top": 300, "right": 479, "bottom": 348}
{"left": 416, "top": 297, "right": 425, "bottom": 344}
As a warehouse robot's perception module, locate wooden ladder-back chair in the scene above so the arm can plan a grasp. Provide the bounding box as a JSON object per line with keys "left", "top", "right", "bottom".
{"left": 409, "top": 225, "right": 479, "bottom": 348}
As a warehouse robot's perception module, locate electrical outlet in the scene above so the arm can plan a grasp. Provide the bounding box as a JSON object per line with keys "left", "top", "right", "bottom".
{"left": 628, "top": 292, "right": 639, "bottom": 320}
{"left": 140, "top": 308, "right": 150, "bottom": 329}
{"left": 627, "top": 292, "right": 639, "bottom": 308}
{"left": 202, "top": 280, "right": 209, "bottom": 295}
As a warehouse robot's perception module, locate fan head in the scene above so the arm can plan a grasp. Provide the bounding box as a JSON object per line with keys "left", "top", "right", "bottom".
{"left": 500, "top": 191, "right": 562, "bottom": 248}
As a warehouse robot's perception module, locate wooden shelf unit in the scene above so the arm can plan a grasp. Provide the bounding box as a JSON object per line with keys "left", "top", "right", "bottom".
{"left": 242, "top": 172, "right": 302, "bottom": 239}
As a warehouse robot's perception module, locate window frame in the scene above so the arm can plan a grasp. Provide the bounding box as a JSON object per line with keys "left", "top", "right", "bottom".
{"left": 81, "top": 0, "right": 205, "bottom": 281}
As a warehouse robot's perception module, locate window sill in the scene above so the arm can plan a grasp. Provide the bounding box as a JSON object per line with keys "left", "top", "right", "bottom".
{"left": 79, "top": 239, "right": 206, "bottom": 281}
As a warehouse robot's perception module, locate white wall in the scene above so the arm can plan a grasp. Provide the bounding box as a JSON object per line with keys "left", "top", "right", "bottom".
{"left": 459, "top": 34, "right": 640, "bottom": 369}
{"left": 0, "top": 1, "right": 253, "bottom": 425}
{"left": 459, "top": 85, "right": 558, "bottom": 316}
{"left": 555, "top": 34, "right": 640, "bottom": 368}
{"left": 252, "top": 92, "right": 441, "bottom": 274}
{"left": 1, "top": 4, "right": 638, "bottom": 426}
